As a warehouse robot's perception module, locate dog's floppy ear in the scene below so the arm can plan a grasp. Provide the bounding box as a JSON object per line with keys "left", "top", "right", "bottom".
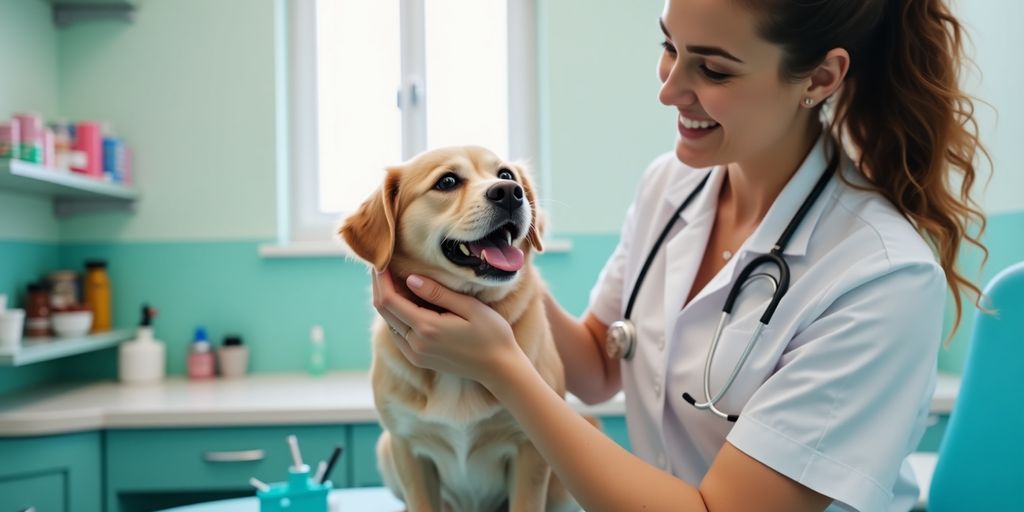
{"left": 513, "top": 162, "right": 545, "bottom": 253}
{"left": 339, "top": 168, "right": 401, "bottom": 272}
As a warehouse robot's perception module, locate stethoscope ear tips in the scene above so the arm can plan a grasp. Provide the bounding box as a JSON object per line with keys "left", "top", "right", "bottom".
{"left": 682, "top": 392, "right": 697, "bottom": 405}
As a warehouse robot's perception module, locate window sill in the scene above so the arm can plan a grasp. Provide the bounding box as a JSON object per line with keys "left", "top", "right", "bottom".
{"left": 258, "top": 238, "right": 573, "bottom": 259}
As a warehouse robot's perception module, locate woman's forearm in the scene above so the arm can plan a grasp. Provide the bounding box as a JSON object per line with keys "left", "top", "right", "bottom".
{"left": 488, "top": 352, "right": 707, "bottom": 512}
{"left": 542, "top": 292, "right": 621, "bottom": 404}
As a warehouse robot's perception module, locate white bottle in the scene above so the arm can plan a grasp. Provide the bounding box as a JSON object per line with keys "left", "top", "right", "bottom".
{"left": 119, "top": 304, "right": 166, "bottom": 385}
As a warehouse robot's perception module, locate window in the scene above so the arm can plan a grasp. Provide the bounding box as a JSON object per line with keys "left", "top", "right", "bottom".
{"left": 285, "top": 0, "right": 538, "bottom": 244}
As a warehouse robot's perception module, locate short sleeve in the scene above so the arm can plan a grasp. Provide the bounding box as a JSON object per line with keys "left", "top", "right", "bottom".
{"left": 726, "top": 261, "right": 946, "bottom": 512}
{"left": 586, "top": 200, "right": 638, "bottom": 326}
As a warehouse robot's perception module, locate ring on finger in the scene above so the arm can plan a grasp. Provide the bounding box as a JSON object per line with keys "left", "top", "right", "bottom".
{"left": 388, "top": 324, "right": 407, "bottom": 339}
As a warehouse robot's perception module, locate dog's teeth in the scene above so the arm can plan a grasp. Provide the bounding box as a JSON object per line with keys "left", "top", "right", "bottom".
{"left": 459, "top": 243, "right": 471, "bottom": 256}
{"left": 504, "top": 230, "right": 512, "bottom": 245}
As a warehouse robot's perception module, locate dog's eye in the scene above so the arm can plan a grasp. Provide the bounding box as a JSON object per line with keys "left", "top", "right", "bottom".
{"left": 497, "top": 169, "right": 515, "bottom": 181}
{"left": 434, "top": 173, "right": 460, "bottom": 191}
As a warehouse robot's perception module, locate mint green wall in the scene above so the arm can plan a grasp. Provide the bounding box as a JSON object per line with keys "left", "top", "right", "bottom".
{"left": 939, "top": 212, "right": 1024, "bottom": 373}
{"left": 0, "top": 241, "right": 60, "bottom": 394}
{"left": 537, "top": 0, "right": 675, "bottom": 234}
{"left": 44, "top": 236, "right": 616, "bottom": 381}
{"left": 0, "top": 0, "right": 61, "bottom": 241}
{"left": 56, "top": 0, "right": 278, "bottom": 242}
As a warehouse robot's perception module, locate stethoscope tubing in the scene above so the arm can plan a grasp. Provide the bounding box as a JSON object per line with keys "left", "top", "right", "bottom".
{"left": 611, "top": 142, "right": 841, "bottom": 422}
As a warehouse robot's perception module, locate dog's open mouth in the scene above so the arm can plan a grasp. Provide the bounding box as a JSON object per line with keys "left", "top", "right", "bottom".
{"left": 441, "top": 223, "right": 523, "bottom": 279}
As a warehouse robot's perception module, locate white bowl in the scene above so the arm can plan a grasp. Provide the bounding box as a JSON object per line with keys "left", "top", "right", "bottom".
{"left": 51, "top": 310, "right": 94, "bottom": 338}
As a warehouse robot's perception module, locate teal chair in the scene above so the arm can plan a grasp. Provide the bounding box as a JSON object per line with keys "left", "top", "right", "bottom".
{"left": 928, "top": 261, "right": 1024, "bottom": 511}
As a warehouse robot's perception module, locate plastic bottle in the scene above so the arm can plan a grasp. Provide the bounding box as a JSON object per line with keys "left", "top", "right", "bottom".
{"left": 13, "top": 113, "right": 43, "bottom": 164}
{"left": 72, "top": 121, "right": 102, "bottom": 177}
{"left": 51, "top": 120, "right": 72, "bottom": 170}
{"left": 119, "top": 304, "right": 166, "bottom": 385}
{"left": 0, "top": 121, "right": 19, "bottom": 159}
{"left": 83, "top": 260, "right": 112, "bottom": 333}
{"left": 187, "top": 327, "right": 216, "bottom": 379}
{"left": 307, "top": 325, "right": 327, "bottom": 376}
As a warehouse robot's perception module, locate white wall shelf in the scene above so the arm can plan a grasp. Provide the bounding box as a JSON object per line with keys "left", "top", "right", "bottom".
{"left": 0, "top": 159, "right": 138, "bottom": 217}
{"left": 0, "top": 329, "right": 135, "bottom": 367}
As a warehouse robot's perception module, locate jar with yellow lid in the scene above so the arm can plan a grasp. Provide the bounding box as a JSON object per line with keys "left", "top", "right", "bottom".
{"left": 83, "top": 260, "right": 112, "bottom": 333}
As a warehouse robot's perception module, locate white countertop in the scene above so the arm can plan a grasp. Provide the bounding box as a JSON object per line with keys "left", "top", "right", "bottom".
{"left": 0, "top": 371, "right": 961, "bottom": 438}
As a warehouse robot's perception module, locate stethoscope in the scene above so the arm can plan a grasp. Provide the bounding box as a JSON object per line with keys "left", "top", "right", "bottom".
{"left": 605, "top": 147, "right": 839, "bottom": 422}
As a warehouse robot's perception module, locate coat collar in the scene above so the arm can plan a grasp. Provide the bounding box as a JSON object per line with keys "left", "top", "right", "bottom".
{"left": 742, "top": 133, "right": 840, "bottom": 258}
{"left": 661, "top": 132, "right": 840, "bottom": 259}
{"left": 659, "top": 132, "right": 843, "bottom": 321}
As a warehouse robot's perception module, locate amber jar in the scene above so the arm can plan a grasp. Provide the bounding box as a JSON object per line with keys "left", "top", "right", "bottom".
{"left": 25, "top": 282, "right": 51, "bottom": 337}
{"left": 83, "top": 260, "right": 112, "bottom": 333}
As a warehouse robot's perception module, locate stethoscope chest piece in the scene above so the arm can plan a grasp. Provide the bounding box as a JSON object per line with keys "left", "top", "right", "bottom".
{"left": 605, "top": 320, "right": 637, "bottom": 360}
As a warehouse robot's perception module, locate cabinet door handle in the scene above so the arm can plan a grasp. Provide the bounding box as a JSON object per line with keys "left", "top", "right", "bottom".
{"left": 202, "top": 449, "right": 266, "bottom": 462}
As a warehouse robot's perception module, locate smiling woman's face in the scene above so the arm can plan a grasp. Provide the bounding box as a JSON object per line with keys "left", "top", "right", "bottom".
{"left": 657, "top": 0, "right": 809, "bottom": 169}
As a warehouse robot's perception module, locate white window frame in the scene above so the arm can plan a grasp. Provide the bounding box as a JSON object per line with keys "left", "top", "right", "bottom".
{"left": 273, "top": 0, "right": 540, "bottom": 253}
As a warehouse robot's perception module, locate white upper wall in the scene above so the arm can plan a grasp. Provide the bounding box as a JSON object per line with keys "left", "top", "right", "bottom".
{"left": 0, "top": 0, "right": 61, "bottom": 241}
{"left": 57, "top": 0, "right": 279, "bottom": 242}
{"left": 956, "top": 0, "right": 1024, "bottom": 214}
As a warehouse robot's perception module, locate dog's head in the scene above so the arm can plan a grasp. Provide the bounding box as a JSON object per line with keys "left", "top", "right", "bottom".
{"left": 339, "top": 146, "right": 544, "bottom": 291}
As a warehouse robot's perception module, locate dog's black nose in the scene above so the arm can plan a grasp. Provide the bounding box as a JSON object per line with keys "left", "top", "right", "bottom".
{"left": 485, "top": 181, "right": 524, "bottom": 212}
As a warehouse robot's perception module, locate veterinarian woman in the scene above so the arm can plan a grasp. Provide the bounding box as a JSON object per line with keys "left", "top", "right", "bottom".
{"left": 372, "top": 0, "right": 988, "bottom": 510}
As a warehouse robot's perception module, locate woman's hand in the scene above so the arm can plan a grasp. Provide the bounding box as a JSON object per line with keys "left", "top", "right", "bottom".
{"left": 371, "top": 270, "right": 526, "bottom": 387}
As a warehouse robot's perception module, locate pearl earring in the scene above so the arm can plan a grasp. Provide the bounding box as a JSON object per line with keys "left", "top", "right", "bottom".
{"left": 803, "top": 97, "right": 815, "bottom": 107}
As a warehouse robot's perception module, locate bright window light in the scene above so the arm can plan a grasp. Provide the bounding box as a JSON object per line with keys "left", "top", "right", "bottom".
{"left": 425, "top": 0, "right": 509, "bottom": 157}
{"left": 316, "top": 0, "right": 402, "bottom": 214}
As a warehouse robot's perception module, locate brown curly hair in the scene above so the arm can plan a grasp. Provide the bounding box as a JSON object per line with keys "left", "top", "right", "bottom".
{"left": 737, "top": 0, "right": 991, "bottom": 342}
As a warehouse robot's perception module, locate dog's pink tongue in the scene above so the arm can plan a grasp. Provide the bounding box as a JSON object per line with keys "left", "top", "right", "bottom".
{"left": 469, "top": 240, "right": 524, "bottom": 272}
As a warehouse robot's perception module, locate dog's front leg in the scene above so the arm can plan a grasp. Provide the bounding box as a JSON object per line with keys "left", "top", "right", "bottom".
{"left": 507, "top": 441, "right": 551, "bottom": 512}
{"left": 385, "top": 433, "right": 441, "bottom": 512}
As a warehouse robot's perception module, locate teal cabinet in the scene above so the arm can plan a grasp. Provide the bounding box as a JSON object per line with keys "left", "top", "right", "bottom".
{"left": 106, "top": 425, "right": 348, "bottom": 512}
{"left": 0, "top": 432, "right": 102, "bottom": 512}
{"left": 0, "top": 417, "right": 633, "bottom": 512}
{"left": 348, "top": 423, "right": 384, "bottom": 487}
{"left": 0, "top": 471, "right": 66, "bottom": 511}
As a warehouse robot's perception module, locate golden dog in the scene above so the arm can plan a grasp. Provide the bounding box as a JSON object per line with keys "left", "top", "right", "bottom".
{"left": 340, "top": 146, "right": 579, "bottom": 512}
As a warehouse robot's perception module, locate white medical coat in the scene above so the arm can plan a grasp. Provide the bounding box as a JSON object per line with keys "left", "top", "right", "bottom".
{"left": 587, "top": 134, "right": 945, "bottom": 511}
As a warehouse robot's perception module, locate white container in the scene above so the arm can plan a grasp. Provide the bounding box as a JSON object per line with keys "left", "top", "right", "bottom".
{"left": 0, "top": 308, "right": 25, "bottom": 351}
{"left": 0, "top": 293, "right": 7, "bottom": 311}
{"left": 51, "top": 310, "right": 93, "bottom": 338}
{"left": 217, "top": 343, "right": 249, "bottom": 379}
{"left": 119, "top": 325, "right": 166, "bottom": 384}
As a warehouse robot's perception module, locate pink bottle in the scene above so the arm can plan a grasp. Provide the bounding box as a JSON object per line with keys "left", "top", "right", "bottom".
{"left": 43, "top": 128, "right": 55, "bottom": 168}
{"left": 0, "top": 121, "right": 18, "bottom": 159}
{"left": 72, "top": 121, "right": 103, "bottom": 177}
{"left": 187, "top": 327, "right": 216, "bottom": 379}
{"left": 13, "top": 113, "right": 42, "bottom": 163}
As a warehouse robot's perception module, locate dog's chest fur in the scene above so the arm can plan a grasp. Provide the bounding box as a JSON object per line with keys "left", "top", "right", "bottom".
{"left": 383, "top": 373, "right": 526, "bottom": 511}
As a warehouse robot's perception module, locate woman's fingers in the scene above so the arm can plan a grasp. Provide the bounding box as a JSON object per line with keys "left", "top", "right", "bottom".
{"left": 372, "top": 270, "right": 412, "bottom": 340}
{"left": 374, "top": 270, "right": 443, "bottom": 332}
{"left": 405, "top": 274, "right": 478, "bottom": 319}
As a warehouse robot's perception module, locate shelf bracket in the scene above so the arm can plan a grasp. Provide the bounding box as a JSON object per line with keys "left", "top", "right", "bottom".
{"left": 54, "top": 197, "right": 136, "bottom": 217}
{"left": 52, "top": 2, "right": 136, "bottom": 28}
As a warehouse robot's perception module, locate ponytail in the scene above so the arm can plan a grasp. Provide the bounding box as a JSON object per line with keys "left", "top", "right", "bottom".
{"left": 739, "top": 0, "right": 990, "bottom": 342}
